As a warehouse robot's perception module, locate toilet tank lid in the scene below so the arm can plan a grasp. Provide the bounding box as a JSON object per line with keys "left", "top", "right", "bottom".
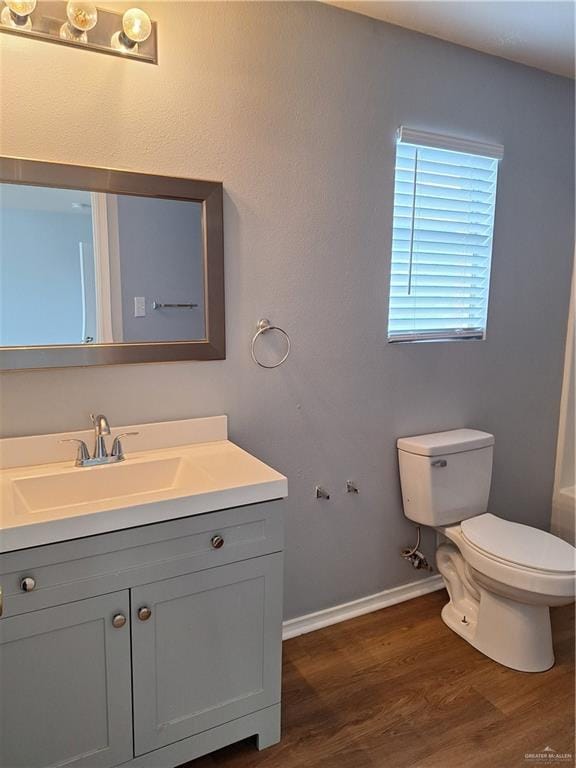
{"left": 397, "top": 429, "right": 494, "bottom": 456}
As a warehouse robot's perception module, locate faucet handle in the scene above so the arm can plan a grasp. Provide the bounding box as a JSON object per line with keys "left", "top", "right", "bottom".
{"left": 59, "top": 439, "right": 91, "bottom": 466}
{"left": 111, "top": 432, "right": 140, "bottom": 460}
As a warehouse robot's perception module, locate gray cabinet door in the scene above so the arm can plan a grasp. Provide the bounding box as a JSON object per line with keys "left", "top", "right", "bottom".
{"left": 132, "top": 553, "right": 283, "bottom": 756}
{"left": 0, "top": 591, "right": 133, "bottom": 768}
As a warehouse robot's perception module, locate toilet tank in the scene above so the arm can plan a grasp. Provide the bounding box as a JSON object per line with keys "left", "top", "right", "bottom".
{"left": 397, "top": 429, "right": 494, "bottom": 526}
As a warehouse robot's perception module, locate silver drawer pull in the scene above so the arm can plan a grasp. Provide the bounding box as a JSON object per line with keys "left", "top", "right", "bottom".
{"left": 0, "top": 585, "right": 3, "bottom": 617}
{"left": 137, "top": 606, "right": 152, "bottom": 621}
{"left": 211, "top": 534, "right": 224, "bottom": 549}
{"left": 431, "top": 459, "right": 447, "bottom": 468}
{"left": 112, "top": 613, "right": 127, "bottom": 628}
{"left": 20, "top": 576, "right": 36, "bottom": 592}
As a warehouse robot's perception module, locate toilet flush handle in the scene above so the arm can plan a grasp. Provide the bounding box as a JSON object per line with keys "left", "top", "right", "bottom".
{"left": 431, "top": 459, "right": 447, "bottom": 468}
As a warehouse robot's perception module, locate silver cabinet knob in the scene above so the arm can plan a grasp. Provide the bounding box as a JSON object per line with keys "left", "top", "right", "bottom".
{"left": 20, "top": 577, "right": 36, "bottom": 592}
{"left": 138, "top": 606, "right": 152, "bottom": 621}
{"left": 112, "top": 613, "right": 127, "bottom": 628}
{"left": 211, "top": 534, "right": 224, "bottom": 549}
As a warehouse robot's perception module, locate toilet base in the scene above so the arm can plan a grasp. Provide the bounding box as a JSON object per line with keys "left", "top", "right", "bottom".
{"left": 441, "top": 592, "right": 554, "bottom": 672}
{"left": 437, "top": 543, "right": 555, "bottom": 672}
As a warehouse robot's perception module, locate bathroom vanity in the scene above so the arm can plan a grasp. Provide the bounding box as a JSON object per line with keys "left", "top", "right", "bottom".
{"left": 0, "top": 417, "right": 287, "bottom": 768}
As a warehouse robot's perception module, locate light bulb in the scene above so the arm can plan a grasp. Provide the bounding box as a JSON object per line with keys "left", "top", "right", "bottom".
{"left": 122, "top": 8, "right": 151, "bottom": 43}
{"left": 111, "top": 7, "right": 151, "bottom": 53}
{"left": 66, "top": 2, "right": 97, "bottom": 31}
{"left": 6, "top": 0, "right": 36, "bottom": 16}
{"left": 1, "top": 0, "right": 36, "bottom": 29}
{"left": 60, "top": 1, "right": 97, "bottom": 42}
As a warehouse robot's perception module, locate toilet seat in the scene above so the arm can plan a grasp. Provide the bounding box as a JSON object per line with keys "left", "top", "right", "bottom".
{"left": 461, "top": 514, "right": 575, "bottom": 573}
{"left": 446, "top": 515, "right": 576, "bottom": 600}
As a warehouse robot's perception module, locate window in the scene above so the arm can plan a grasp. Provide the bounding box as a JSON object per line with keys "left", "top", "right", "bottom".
{"left": 387, "top": 127, "right": 503, "bottom": 343}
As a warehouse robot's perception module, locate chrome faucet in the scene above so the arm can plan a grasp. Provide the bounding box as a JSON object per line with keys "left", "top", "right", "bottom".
{"left": 60, "top": 414, "right": 139, "bottom": 467}
{"left": 92, "top": 413, "right": 111, "bottom": 460}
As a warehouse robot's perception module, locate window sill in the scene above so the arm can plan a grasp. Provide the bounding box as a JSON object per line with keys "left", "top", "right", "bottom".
{"left": 387, "top": 335, "right": 486, "bottom": 345}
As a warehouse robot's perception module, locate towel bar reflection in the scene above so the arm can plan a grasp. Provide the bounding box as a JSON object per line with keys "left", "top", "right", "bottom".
{"left": 152, "top": 302, "right": 198, "bottom": 310}
{"left": 251, "top": 318, "right": 291, "bottom": 369}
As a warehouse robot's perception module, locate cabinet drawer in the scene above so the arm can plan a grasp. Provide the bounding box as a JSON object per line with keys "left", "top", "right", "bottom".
{"left": 0, "top": 501, "right": 284, "bottom": 618}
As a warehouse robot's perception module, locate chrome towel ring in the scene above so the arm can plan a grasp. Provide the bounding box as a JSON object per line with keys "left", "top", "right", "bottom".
{"left": 251, "top": 319, "right": 291, "bottom": 369}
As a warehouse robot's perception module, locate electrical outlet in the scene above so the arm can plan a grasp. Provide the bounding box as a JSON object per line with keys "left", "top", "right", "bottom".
{"left": 134, "top": 297, "right": 146, "bottom": 317}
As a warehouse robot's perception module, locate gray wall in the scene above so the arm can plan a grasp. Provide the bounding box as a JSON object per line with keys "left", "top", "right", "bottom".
{"left": 0, "top": 2, "right": 573, "bottom": 620}
{"left": 0, "top": 208, "right": 93, "bottom": 346}
{"left": 117, "top": 197, "right": 205, "bottom": 341}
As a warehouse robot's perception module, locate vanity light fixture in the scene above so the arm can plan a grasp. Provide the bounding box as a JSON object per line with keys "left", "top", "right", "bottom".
{"left": 0, "top": 0, "right": 37, "bottom": 31}
{"left": 0, "top": 0, "right": 157, "bottom": 63}
{"left": 111, "top": 7, "right": 152, "bottom": 53}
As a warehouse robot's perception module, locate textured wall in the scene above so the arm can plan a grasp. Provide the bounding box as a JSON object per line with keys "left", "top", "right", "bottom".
{"left": 0, "top": 2, "right": 574, "bottom": 619}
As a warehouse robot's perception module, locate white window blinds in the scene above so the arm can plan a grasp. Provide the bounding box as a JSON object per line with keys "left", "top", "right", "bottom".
{"left": 387, "top": 128, "right": 503, "bottom": 342}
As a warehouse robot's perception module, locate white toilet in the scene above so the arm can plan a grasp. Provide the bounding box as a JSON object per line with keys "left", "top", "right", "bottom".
{"left": 397, "top": 428, "right": 576, "bottom": 672}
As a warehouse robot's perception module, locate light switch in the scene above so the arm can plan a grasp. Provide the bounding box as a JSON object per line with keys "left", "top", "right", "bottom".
{"left": 134, "top": 297, "right": 146, "bottom": 317}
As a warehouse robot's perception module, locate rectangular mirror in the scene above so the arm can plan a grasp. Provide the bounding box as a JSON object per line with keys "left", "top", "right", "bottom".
{"left": 0, "top": 157, "right": 225, "bottom": 370}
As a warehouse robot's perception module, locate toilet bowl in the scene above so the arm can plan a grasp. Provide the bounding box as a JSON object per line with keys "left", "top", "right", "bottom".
{"left": 397, "top": 429, "right": 576, "bottom": 672}
{"left": 438, "top": 515, "right": 574, "bottom": 671}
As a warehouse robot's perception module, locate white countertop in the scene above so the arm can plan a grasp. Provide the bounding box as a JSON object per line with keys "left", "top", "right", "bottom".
{"left": 0, "top": 417, "right": 287, "bottom": 553}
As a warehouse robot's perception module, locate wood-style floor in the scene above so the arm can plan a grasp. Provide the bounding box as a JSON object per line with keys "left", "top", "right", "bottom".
{"left": 189, "top": 591, "right": 575, "bottom": 768}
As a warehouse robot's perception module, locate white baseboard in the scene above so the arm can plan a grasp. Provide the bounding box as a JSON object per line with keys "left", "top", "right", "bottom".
{"left": 282, "top": 573, "right": 445, "bottom": 640}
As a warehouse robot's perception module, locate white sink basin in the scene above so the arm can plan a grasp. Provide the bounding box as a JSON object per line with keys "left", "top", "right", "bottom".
{"left": 0, "top": 417, "right": 287, "bottom": 552}
{"left": 11, "top": 456, "right": 213, "bottom": 515}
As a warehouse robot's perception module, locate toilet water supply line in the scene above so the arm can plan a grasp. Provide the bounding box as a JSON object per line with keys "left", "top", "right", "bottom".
{"left": 401, "top": 526, "right": 433, "bottom": 571}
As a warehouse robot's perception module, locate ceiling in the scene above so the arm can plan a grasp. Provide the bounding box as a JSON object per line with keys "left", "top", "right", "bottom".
{"left": 322, "top": 1, "right": 575, "bottom": 78}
